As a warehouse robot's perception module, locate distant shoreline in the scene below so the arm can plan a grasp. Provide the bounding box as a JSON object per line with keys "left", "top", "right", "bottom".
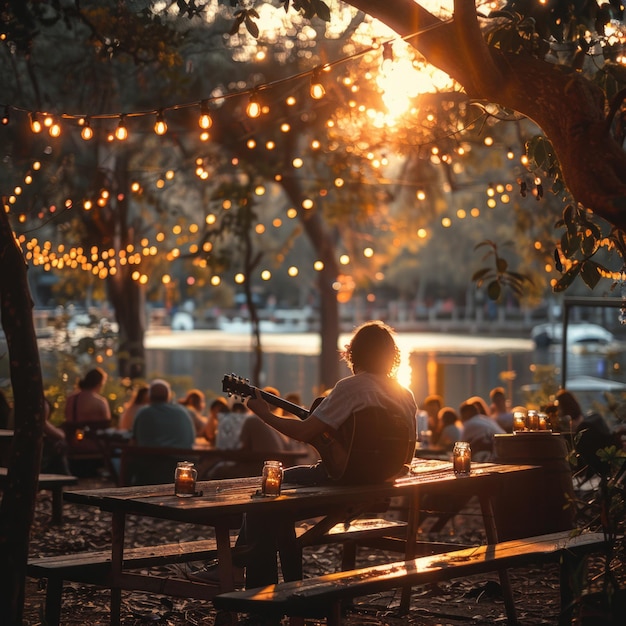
{"left": 145, "top": 328, "right": 534, "bottom": 356}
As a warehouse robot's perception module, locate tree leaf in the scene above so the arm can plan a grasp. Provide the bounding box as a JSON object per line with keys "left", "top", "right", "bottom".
{"left": 580, "top": 260, "right": 601, "bottom": 289}
{"left": 487, "top": 280, "right": 501, "bottom": 300}
{"left": 471, "top": 268, "right": 491, "bottom": 282}
{"left": 245, "top": 15, "right": 259, "bottom": 38}
{"left": 313, "top": 0, "right": 331, "bottom": 21}
{"left": 554, "top": 265, "right": 580, "bottom": 292}
{"left": 496, "top": 257, "right": 508, "bottom": 272}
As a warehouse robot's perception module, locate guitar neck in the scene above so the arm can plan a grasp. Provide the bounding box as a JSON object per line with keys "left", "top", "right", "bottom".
{"left": 258, "top": 388, "right": 310, "bottom": 420}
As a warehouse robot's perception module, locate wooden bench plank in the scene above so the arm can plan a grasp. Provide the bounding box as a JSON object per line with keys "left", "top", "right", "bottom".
{"left": 26, "top": 516, "right": 407, "bottom": 626}
{"left": 213, "top": 530, "right": 611, "bottom": 625}
{"left": 0, "top": 467, "right": 77, "bottom": 524}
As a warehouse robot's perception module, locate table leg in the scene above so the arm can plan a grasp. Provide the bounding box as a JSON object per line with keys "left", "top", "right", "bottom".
{"left": 110, "top": 510, "right": 125, "bottom": 626}
{"left": 399, "top": 490, "right": 420, "bottom": 613}
{"left": 51, "top": 487, "right": 63, "bottom": 525}
{"left": 278, "top": 518, "right": 302, "bottom": 582}
{"left": 213, "top": 522, "right": 240, "bottom": 626}
{"left": 214, "top": 523, "right": 236, "bottom": 592}
{"left": 479, "top": 493, "right": 518, "bottom": 625}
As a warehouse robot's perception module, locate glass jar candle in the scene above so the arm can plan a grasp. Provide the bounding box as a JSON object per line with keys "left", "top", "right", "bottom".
{"left": 538, "top": 413, "right": 548, "bottom": 430}
{"left": 174, "top": 461, "right": 197, "bottom": 497}
{"left": 453, "top": 442, "right": 471, "bottom": 477}
{"left": 513, "top": 410, "right": 526, "bottom": 432}
{"left": 527, "top": 409, "right": 539, "bottom": 431}
{"left": 262, "top": 460, "right": 283, "bottom": 496}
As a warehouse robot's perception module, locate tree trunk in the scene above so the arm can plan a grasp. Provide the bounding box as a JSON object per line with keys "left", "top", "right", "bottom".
{"left": 105, "top": 145, "right": 146, "bottom": 379}
{"left": 0, "top": 209, "right": 45, "bottom": 623}
{"left": 107, "top": 265, "right": 146, "bottom": 379}
{"left": 279, "top": 180, "right": 342, "bottom": 391}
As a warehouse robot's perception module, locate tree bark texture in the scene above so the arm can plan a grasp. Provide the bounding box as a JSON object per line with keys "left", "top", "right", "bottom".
{"left": 279, "top": 178, "right": 342, "bottom": 391}
{"left": 107, "top": 264, "right": 146, "bottom": 379}
{"left": 0, "top": 209, "right": 45, "bottom": 624}
{"left": 348, "top": 0, "right": 626, "bottom": 230}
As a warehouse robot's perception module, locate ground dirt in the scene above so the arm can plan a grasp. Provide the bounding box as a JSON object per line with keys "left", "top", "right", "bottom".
{"left": 22, "top": 475, "right": 621, "bottom": 626}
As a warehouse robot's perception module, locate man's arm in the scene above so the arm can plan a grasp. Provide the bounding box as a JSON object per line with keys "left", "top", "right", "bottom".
{"left": 247, "top": 390, "right": 329, "bottom": 444}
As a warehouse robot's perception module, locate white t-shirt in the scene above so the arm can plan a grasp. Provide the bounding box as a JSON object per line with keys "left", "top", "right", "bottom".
{"left": 312, "top": 372, "right": 417, "bottom": 431}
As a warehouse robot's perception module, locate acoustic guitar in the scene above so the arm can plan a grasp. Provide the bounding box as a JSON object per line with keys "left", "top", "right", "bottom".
{"left": 222, "top": 374, "right": 416, "bottom": 484}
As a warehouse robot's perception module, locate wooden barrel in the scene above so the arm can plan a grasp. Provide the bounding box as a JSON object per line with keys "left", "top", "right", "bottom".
{"left": 492, "top": 433, "right": 576, "bottom": 541}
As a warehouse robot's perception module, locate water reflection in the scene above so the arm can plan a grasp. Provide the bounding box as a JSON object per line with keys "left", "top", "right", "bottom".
{"left": 144, "top": 330, "right": 626, "bottom": 411}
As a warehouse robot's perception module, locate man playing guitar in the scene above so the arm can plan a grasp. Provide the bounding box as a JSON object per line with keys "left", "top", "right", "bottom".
{"left": 238, "top": 320, "right": 418, "bottom": 590}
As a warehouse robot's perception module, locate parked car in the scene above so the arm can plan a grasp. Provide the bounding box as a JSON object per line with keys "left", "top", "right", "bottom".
{"left": 531, "top": 322, "right": 615, "bottom": 349}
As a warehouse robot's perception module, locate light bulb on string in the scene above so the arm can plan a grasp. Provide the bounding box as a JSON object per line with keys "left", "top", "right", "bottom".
{"left": 1, "top": 106, "right": 9, "bottom": 126}
{"left": 115, "top": 116, "right": 128, "bottom": 140}
{"left": 29, "top": 113, "right": 42, "bottom": 133}
{"left": 154, "top": 110, "right": 167, "bottom": 135}
{"left": 246, "top": 92, "right": 261, "bottom": 119}
{"left": 310, "top": 68, "right": 325, "bottom": 100}
{"left": 80, "top": 118, "right": 93, "bottom": 140}
{"left": 49, "top": 119, "right": 61, "bottom": 137}
{"left": 199, "top": 101, "right": 212, "bottom": 130}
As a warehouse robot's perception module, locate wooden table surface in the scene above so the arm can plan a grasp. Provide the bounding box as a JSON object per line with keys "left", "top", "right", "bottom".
{"left": 64, "top": 459, "right": 541, "bottom": 625}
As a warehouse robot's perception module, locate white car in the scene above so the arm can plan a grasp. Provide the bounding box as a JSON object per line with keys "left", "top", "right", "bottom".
{"left": 531, "top": 322, "right": 615, "bottom": 349}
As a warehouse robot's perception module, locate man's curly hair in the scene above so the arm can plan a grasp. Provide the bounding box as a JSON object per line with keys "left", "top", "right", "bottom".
{"left": 341, "top": 320, "right": 401, "bottom": 377}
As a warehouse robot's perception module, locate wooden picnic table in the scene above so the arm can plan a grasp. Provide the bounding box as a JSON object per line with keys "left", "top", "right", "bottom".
{"left": 63, "top": 459, "right": 541, "bottom": 625}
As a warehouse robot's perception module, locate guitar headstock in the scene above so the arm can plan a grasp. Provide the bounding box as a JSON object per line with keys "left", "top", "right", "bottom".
{"left": 222, "top": 374, "right": 255, "bottom": 400}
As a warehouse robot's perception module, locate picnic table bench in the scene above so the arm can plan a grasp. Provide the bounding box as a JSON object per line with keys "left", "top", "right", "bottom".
{"left": 0, "top": 467, "right": 77, "bottom": 524}
{"left": 213, "top": 530, "right": 613, "bottom": 626}
{"left": 27, "top": 517, "right": 408, "bottom": 626}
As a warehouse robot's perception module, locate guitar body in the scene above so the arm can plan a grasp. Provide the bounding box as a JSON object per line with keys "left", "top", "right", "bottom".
{"left": 222, "top": 374, "right": 414, "bottom": 484}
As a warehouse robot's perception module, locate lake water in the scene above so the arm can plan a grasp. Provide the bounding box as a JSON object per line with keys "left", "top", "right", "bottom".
{"left": 145, "top": 329, "right": 626, "bottom": 412}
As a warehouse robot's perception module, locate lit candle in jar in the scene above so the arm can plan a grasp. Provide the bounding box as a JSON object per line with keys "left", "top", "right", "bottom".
{"left": 262, "top": 460, "right": 283, "bottom": 496}
{"left": 174, "top": 461, "right": 197, "bottom": 497}
{"left": 538, "top": 413, "right": 548, "bottom": 430}
{"left": 453, "top": 442, "right": 471, "bottom": 477}
{"left": 527, "top": 410, "right": 539, "bottom": 431}
{"left": 513, "top": 411, "right": 526, "bottom": 432}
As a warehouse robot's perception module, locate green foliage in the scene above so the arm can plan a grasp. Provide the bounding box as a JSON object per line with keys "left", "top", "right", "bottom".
{"left": 552, "top": 203, "right": 625, "bottom": 292}
{"left": 472, "top": 240, "right": 533, "bottom": 301}
{"left": 494, "top": 0, "right": 622, "bottom": 45}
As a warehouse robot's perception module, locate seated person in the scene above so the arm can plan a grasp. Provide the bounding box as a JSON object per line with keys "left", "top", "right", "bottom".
{"left": 118, "top": 384, "right": 150, "bottom": 432}
{"left": 189, "top": 321, "right": 417, "bottom": 589}
{"left": 489, "top": 386, "right": 514, "bottom": 433}
{"left": 179, "top": 388, "right": 208, "bottom": 437}
{"left": 130, "top": 379, "right": 195, "bottom": 485}
{"left": 208, "top": 402, "right": 287, "bottom": 479}
{"left": 437, "top": 406, "right": 463, "bottom": 451}
{"left": 62, "top": 367, "right": 112, "bottom": 457}
{"left": 557, "top": 389, "right": 616, "bottom": 477}
{"left": 202, "top": 397, "right": 228, "bottom": 446}
{"left": 458, "top": 399, "right": 505, "bottom": 461}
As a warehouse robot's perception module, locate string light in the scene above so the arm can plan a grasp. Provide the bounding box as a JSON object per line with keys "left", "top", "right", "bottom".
{"left": 115, "top": 116, "right": 128, "bottom": 141}
{"left": 49, "top": 118, "right": 61, "bottom": 137}
{"left": 29, "top": 113, "right": 42, "bottom": 133}
{"left": 246, "top": 92, "right": 261, "bottom": 119}
{"left": 81, "top": 118, "right": 94, "bottom": 140}
{"left": 154, "top": 110, "right": 167, "bottom": 135}
{"left": 310, "top": 68, "right": 325, "bottom": 100}
{"left": 198, "top": 100, "right": 212, "bottom": 130}
{"left": 1, "top": 106, "right": 9, "bottom": 126}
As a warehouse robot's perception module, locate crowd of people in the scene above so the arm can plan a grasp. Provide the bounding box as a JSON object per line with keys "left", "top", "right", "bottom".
{"left": 416, "top": 387, "right": 512, "bottom": 461}
{"left": 3, "top": 321, "right": 623, "bottom": 499}
{"left": 415, "top": 385, "right": 624, "bottom": 471}
{"left": 36, "top": 367, "right": 318, "bottom": 481}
